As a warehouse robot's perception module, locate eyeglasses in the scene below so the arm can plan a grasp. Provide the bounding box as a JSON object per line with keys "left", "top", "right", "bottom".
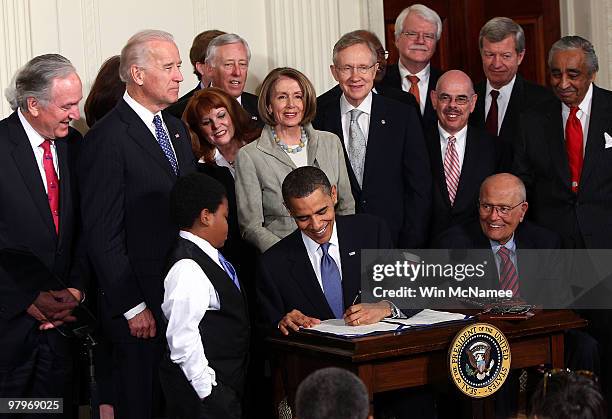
{"left": 436, "top": 93, "right": 473, "bottom": 106}
{"left": 401, "top": 31, "right": 436, "bottom": 42}
{"left": 478, "top": 201, "right": 525, "bottom": 216}
{"left": 542, "top": 368, "right": 598, "bottom": 397}
{"left": 335, "top": 63, "right": 377, "bottom": 75}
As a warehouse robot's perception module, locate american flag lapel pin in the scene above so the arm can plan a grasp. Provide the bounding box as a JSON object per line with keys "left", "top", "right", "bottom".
{"left": 349, "top": 251, "right": 356, "bottom": 256}
{"left": 381, "top": 119, "right": 386, "bottom": 125}
{"left": 175, "top": 133, "right": 180, "bottom": 138}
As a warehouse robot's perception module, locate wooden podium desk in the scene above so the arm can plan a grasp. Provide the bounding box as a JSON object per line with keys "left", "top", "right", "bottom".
{"left": 267, "top": 310, "right": 586, "bottom": 418}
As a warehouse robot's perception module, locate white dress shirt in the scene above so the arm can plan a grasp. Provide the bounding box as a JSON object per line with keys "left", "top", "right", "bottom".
{"left": 340, "top": 92, "right": 372, "bottom": 150}
{"left": 562, "top": 83, "right": 593, "bottom": 153}
{"left": 485, "top": 76, "right": 516, "bottom": 135}
{"left": 18, "top": 109, "right": 60, "bottom": 192}
{"left": 301, "top": 223, "right": 342, "bottom": 290}
{"left": 438, "top": 123, "right": 468, "bottom": 172}
{"left": 122, "top": 90, "right": 180, "bottom": 320}
{"left": 122, "top": 90, "right": 179, "bottom": 160}
{"left": 162, "top": 230, "right": 223, "bottom": 399}
{"left": 399, "top": 61, "right": 431, "bottom": 115}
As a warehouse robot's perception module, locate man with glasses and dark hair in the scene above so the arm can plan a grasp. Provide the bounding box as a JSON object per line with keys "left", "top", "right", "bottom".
{"left": 381, "top": 4, "right": 443, "bottom": 128}
{"left": 313, "top": 31, "right": 431, "bottom": 249}
{"left": 426, "top": 70, "right": 500, "bottom": 242}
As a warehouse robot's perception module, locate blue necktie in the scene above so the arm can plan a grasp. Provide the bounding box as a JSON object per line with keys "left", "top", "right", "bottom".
{"left": 218, "top": 252, "right": 240, "bottom": 291}
{"left": 320, "top": 243, "right": 343, "bottom": 318}
{"left": 152, "top": 115, "right": 178, "bottom": 175}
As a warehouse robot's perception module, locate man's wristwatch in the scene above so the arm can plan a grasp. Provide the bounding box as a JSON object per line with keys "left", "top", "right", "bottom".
{"left": 385, "top": 300, "right": 402, "bottom": 318}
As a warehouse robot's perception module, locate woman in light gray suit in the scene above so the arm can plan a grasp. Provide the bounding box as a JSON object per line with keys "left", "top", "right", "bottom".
{"left": 235, "top": 67, "right": 354, "bottom": 253}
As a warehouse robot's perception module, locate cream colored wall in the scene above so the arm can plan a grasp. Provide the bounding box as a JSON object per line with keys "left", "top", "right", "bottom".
{"left": 0, "top": 0, "right": 381, "bottom": 120}
{"left": 1, "top": 0, "right": 610, "bottom": 121}
{"left": 560, "top": 0, "right": 611, "bottom": 89}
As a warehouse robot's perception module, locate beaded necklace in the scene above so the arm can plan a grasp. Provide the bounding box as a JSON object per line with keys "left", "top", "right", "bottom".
{"left": 272, "top": 126, "right": 308, "bottom": 154}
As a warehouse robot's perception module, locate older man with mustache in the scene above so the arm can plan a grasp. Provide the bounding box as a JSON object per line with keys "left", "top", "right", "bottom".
{"left": 381, "top": 3, "right": 443, "bottom": 129}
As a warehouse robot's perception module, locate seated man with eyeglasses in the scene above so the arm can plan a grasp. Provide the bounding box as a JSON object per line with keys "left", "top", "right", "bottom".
{"left": 434, "top": 173, "right": 600, "bottom": 417}
{"left": 434, "top": 173, "right": 566, "bottom": 299}
{"left": 425, "top": 69, "right": 501, "bottom": 243}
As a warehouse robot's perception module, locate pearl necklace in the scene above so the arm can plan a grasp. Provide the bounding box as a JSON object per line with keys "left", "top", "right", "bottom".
{"left": 272, "top": 126, "right": 308, "bottom": 154}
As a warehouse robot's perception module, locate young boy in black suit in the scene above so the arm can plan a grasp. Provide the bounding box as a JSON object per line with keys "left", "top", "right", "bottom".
{"left": 159, "top": 173, "right": 249, "bottom": 419}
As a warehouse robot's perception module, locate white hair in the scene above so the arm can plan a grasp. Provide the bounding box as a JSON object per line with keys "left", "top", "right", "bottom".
{"left": 204, "top": 33, "right": 251, "bottom": 66}
{"left": 119, "top": 29, "right": 175, "bottom": 83}
{"left": 394, "top": 4, "right": 442, "bottom": 41}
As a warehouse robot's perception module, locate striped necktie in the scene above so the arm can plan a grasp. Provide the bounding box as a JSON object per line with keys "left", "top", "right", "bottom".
{"left": 443, "top": 135, "right": 460, "bottom": 205}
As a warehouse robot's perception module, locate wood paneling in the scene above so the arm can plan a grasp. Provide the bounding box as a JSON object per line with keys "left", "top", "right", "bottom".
{"left": 383, "top": 0, "right": 561, "bottom": 86}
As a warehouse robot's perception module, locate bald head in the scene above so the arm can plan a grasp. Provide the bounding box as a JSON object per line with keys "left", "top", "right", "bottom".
{"left": 435, "top": 70, "right": 474, "bottom": 94}
{"left": 479, "top": 173, "right": 528, "bottom": 244}
{"left": 431, "top": 70, "right": 477, "bottom": 135}
{"left": 480, "top": 173, "right": 526, "bottom": 202}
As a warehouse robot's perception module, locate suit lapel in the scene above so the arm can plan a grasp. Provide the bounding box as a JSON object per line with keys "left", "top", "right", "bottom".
{"left": 473, "top": 82, "right": 487, "bottom": 126}
{"left": 424, "top": 71, "right": 437, "bottom": 119}
{"left": 287, "top": 233, "right": 334, "bottom": 319}
{"left": 363, "top": 95, "right": 386, "bottom": 189}
{"left": 163, "top": 111, "right": 191, "bottom": 175}
{"left": 336, "top": 218, "right": 360, "bottom": 309}
{"left": 305, "top": 124, "right": 320, "bottom": 166}
{"left": 581, "top": 85, "right": 611, "bottom": 187}
{"left": 453, "top": 127, "right": 480, "bottom": 211}
{"left": 427, "top": 127, "right": 452, "bottom": 208}
{"left": 118, "top": 100, "right": 177, "bottom": 181}
{"left": 545, "top": 101, "right": 572, "bottom": 188}
{"left": 385, "top": 65, "right": 402, "bottom": 88}
{"left": 499, "top": 76, "right": 523, "bottom": 138}
{"left": 256, "top": 126, "right": 297, "bottom": 170}
{"left": 55, "top": 138, "right": 71, "bottom": 248}
{"left": 8, "top": 113, "right": 56, "bottom": 237}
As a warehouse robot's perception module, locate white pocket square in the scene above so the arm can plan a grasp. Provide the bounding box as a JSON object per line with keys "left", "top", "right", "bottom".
{"left": 605, "top": 132, "right": 612, "bottom": 149}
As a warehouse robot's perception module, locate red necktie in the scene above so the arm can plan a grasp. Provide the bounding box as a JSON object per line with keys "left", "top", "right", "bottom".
{"left": 485, "top": 90, "right": 500, "bottom": 136}
{"left": 497, "top": 246, "right": 519, "bottom": 298}
{"left": 40, "top": 140, "right": 60, "bottom": 233}
{"left": 565, "top": 106, "right": 583, "bottom": 193}
{"left": 407, "top": 75, "right": 420, "bottom": 107}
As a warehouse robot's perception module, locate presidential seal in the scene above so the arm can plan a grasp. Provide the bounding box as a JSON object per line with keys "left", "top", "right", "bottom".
{"left": 448, "top": 323, "right": 511, "bottom": 398}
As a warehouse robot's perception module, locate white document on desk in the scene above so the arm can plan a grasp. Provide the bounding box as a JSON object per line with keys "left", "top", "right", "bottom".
{"left": 306, "top": 309, "right": 469, "bottom": 337}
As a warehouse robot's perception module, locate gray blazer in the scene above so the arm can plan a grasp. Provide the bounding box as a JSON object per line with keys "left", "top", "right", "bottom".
{"left": 235, "top": 123, "right": 355, "bottom": 252}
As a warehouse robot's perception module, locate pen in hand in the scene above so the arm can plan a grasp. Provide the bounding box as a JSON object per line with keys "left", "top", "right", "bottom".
{"left": 351, "top": 290, "right": 361, "bottom": 306}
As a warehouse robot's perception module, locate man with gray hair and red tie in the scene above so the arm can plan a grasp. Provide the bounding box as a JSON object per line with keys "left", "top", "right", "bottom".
{"left": 381, "top": 3, "right": 443, "bottom": 128}
{"left": 0, "top": 53, "right": 84, "bottom": 415}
